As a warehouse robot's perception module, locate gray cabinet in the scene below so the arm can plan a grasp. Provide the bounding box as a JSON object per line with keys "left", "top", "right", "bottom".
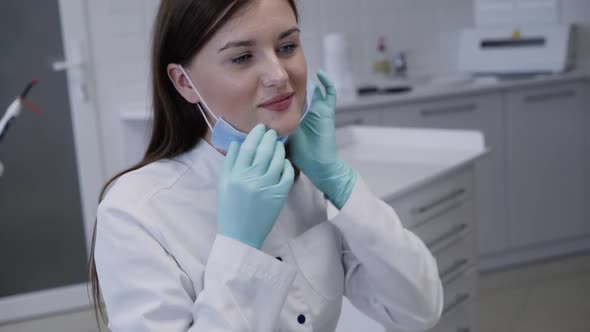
{"left": 379, "top": 94, "right": 508, "bottom": 257}
{"left": 335, "top": 108, "right": 382, "bottom": 128}
{"left": 506, "top": 83, "right": 587, "bottom": 248}
{"left": 336, "top": 78, "right": 590, "bottom": 270}
{"left": 387, "top": 166, "right": 480, "bottom": 332}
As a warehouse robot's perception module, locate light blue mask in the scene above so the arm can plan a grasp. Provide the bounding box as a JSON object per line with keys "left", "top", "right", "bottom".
{"left": 179, "top": 65, "right": 316, "bottom": 152}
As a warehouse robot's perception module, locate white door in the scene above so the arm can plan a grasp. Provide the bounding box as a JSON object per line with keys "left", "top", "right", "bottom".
{"left": 0, "top": 0, "right": 103, "bottom": 323}
{"left": 585, "top": 81, "right": 590, "bottom": 236}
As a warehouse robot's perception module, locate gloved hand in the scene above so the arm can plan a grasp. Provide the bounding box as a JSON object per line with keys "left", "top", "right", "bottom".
{"left": 290, "top": 71, "right": 357, "bottom": 210}
{"left": 217, "top": 124, "right": 295, "bottom": 249}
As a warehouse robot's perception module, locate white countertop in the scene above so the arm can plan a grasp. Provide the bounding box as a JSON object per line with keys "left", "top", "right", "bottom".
{"left": 335, "top": 126, "right": 488, "bottom": 202}
{"left": 336, "top": 70, "right": 590, "bottom": 112}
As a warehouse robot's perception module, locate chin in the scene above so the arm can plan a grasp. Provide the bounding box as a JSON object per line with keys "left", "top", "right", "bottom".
{"left": 278, "top": 123, "right": 299, "bottom": 137}
{"left": 267, "top": 103, "right": 303, "bottom": 136}
{"left": 270, "top": 118, "right": 297, "bottom": 137}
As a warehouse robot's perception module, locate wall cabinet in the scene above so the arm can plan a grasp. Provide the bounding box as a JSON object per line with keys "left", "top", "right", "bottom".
{"left": 377, "top": 94, "right": 508, "bottom": 257}
{"left": 334, "top": 108, "right": 382, "bottom": 128}
{"left": 506, "top": 83, "right": 587, "bottom": 248}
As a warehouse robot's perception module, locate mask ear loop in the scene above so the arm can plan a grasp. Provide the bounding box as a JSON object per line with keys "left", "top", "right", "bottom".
{"left": 178, "top": 65, "right": 216, "bottom": 132}
{"left": 195, "top": 103, "right": 213, "bottom": 132}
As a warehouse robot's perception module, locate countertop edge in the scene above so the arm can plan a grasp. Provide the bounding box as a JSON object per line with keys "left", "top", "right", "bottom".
{"left": 336, "top": 71, "right": 590, "bottom": 112}
{"left": 373, "top": 151, "right": 489, "bottom": 203}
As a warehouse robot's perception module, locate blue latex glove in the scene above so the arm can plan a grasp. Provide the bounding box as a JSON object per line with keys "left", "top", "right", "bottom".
{"left": 290, "top": 71, "right": 357, "bottom": 210}
{"left": 217, "top": 124, "right": 295, "bottom": 249}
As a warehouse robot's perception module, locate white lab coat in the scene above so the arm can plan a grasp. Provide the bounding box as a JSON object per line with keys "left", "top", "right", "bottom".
{"left": 95, "top": 139, "right": 443, "bottom": 332}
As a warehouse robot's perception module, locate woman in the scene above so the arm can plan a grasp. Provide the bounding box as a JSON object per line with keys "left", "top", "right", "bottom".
{"left": 90, "top": 0, "right": 443, "bottom": 331}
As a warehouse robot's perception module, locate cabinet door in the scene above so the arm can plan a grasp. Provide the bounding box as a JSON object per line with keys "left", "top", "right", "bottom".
{"left": 335, "top": 108, "right": 382, "bottom": 128}
{"left": 380, "top": 94, "right": 508, "bottom": 256}
{"left": 506, "top": 83, "right": 586, "bottom": 248}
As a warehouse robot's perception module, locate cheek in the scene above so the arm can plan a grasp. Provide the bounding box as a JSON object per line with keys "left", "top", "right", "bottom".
{"left": 292, "top": 53, "right": 308, "bottom": 86}
{"left": 201, "top": 75, "right": 259, "bottom": 128}
{"left": 286, "top": 54, "right": 308, "bottom": 110}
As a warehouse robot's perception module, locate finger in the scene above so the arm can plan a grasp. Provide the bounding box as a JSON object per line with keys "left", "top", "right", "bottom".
{"left": 263, "top": 141, "right": 286, "bottom": 185}
{"left": 250, "top": 129, "right": 278, "bottom": 175}
{"left": 275, "top": 159, "right": 295, "bottom": 193}
{"left": 311, "top": 85, "right": 324, "bottom": 104}
{"left": 300, "top": 89, "right": 323, "bottom": 125}
{"left": 234, "top": 123, "right": 266, "bottom": 170}
{"left": 223, "top": 141, "right": 239, "bottom": 175}
{"left": 317, "top": 70, "right": 337, "bottom": 107}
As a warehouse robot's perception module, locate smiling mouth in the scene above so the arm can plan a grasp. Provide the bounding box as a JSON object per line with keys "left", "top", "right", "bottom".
{"left": 259, "top": 93, "right": 295, "bottom": 112}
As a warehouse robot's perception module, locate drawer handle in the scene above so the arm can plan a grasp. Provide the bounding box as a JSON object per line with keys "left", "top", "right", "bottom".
{"left": 443, "top": 293, "right": 470, "bottom": 316}
{"left": 420, "top": 103, "right": 477, "bottom": 117}
{"left": 524, "top": 89, "right": 576, "bottom": 103}
{"left": 440, "top": 258, "right": 470, "bottom": 282}
{"left": 411, "top": 188, "right": 467, "bottom": 217}
{"left": 335, "top": 118, "right": 363, "bottom": 128}
{"left": 426, "top": 224, "right": 468, "bottom": 249}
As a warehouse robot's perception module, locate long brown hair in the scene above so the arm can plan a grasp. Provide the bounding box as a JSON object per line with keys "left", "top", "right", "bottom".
{"left": 89, "top": 0, "right": 299, "bottom": 326}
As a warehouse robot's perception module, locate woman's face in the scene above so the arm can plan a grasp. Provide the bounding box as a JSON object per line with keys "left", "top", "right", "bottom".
{"left": 170, "top": 0, "right": 307, "bottom": 137}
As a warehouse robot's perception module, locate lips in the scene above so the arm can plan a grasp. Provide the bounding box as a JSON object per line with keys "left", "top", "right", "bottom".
{"left": 259, "top": 92, "right": 294, "bottom": 112}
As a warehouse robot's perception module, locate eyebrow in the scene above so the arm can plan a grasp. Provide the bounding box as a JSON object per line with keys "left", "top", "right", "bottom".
{"left": 278, "top": 27, "right": 300, "bottom": 39}
{"left": 218, "top": 27, "right": 301, "bottom": 53}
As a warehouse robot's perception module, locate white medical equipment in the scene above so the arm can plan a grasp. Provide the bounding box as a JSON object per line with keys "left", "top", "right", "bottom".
{"left": 458, "top": 24, "right": 576, "bottom": 75}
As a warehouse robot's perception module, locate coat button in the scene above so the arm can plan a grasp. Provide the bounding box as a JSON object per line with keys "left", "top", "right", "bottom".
{"left": 297, "top": 314, "right": 306, "bottom": 324}
{"left": 275, "top": 256, "right": 283, "bottom": 261}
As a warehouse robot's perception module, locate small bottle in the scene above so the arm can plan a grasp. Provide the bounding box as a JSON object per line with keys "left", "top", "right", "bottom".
{"left": 373, "top": 37, "right": 391, "bottom": 78}
{"left": 393, "top": 51, "right": 408, "bottom": 78}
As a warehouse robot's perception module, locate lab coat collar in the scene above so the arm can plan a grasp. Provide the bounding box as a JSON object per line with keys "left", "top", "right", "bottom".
{"left": 177, "top": 138, "right": 225, "bottom": 181}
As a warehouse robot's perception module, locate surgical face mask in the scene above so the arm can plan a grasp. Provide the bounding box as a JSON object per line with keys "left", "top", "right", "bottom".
{"left": 178, "top": 65, "right": 315, "bottom": 152}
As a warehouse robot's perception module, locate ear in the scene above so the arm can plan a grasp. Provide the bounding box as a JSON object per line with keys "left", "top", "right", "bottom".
{"left": 167, "top": 64, "right": 200, "bottom": 104}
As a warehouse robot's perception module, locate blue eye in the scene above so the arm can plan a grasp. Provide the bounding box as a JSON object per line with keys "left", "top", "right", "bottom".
{"left": 278, "top": 44, "right": 298, "bottom": 55}
{"left": 232, "top": 54, "right": 253, "bottom": 65}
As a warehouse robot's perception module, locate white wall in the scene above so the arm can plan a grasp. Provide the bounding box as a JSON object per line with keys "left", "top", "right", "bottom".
{"left": 84, "top": 0, "right": 159, "bottom": 177}
{"left": 299, "top": 0, "right": 474, "bottom": 82}
{"left": 474, "top": 0, "right": 560, "bottom": 26}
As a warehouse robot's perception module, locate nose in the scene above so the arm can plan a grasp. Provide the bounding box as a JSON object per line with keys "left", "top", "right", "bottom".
{"left": 260, "top": 53, "right": 288, "bottom": 89}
